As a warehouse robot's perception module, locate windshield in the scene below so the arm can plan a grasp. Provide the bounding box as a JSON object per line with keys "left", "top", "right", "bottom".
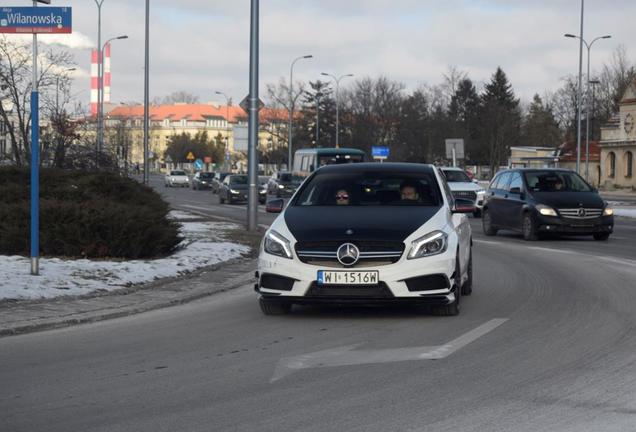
{"left": 318, "top": 154, "right": 364, "bottom": 167}
{"left": 170, "top": 170, "right": 186, "bottom": 176}
{"left": 230, "top": 175, "right": 248, "bottom": 185}
{"left": 524, "top": 171, "right": 593, "bottom": 192}
{"left": 199, "top": 172, "right": 214, "bottom": 179}
{"left": 442, "top": 170, "right": 471, "bottom": 183}
{"left": 280, "top": 173, "right": 303, "bottom": 184}
{"left": 293, "top": 171, "right": 442, "bottom": 207}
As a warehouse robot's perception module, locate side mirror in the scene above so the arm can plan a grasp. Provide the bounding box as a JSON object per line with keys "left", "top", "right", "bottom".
{"left": 452, "top": 198, "right": 476, "bottom": 214}
{"left": 509, "top": 187, "right": 522, "bottom": 194}
{"left": 266, "top": 198, "right": 285, "bottom": 213}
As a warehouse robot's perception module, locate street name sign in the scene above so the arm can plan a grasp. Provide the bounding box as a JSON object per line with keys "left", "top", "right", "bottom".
{"left": 0, "top": 6, "right": 72, "bottom": 34}
{"left": 372, "top": 146, "right": 389, "bottom": 158}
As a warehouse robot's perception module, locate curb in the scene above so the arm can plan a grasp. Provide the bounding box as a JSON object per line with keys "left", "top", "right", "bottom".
{"left": 0, "top": 257, "right": 257, "bottom": 338}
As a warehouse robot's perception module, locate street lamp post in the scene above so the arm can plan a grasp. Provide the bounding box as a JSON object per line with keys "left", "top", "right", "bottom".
{"left": 565, "top": 32, "right": 611, "bottom": 180}
{"left": 321, "top": 72, "right": 354, "bottom": 148}
{"left": 98, "top": 35, "right": 128, "bottom": 163}
{"left": 288, "top": 54, "right": 312, "bottom": 170}
{"left": 215, "top": 90, "right": 230, "bottom": 171}
{"left": 94, "top": 0, "right": 104, "bottom": 164}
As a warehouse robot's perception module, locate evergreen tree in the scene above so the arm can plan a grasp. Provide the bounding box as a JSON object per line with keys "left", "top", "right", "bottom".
{"left": 449, "top": 78, "right": 481, "bottom": 163}
{"left": 295, "top": 80, "right": 336, "bottom": 148}
{"left": 394, "top": 90, "right": 430, "bottom": 162}
{"left": 478, "top": 67, "right": 521, "bottom": 171}
{"left": 520, "top": 94, "right": 562, "bottom": 147}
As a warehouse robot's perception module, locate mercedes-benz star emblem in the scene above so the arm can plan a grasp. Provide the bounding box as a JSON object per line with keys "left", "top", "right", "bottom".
{"left": 337, "top": 243, "right": 360, "bottom": 266}
{"left": 578, "top": 208, "right": 586, "bottom": 217}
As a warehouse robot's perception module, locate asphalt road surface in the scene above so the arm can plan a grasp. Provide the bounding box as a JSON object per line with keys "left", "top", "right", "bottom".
{"left": 2, "top": 175, "right": 636, "bottom": 432}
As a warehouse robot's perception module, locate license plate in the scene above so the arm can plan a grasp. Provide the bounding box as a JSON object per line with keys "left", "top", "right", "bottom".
{"left": 317, "top": 270, "right": 379, "bottom": 285}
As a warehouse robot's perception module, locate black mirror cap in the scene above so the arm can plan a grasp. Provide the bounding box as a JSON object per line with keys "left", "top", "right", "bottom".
{"left": 509, "top": 187, "right": 522, "bottom": 194}
{"left": 452, "top": 198, "right": 476, "bottom": 214}
{"left": 266, "top": 198, "right": 285, "bottom": 213}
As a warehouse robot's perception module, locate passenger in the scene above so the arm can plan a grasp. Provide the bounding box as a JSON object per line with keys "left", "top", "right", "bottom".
{"left": 400, "top": 181, "right": 420, "bottom": 202}
{"left": 554, "top": 178, "right": 564, "bottom": 191}
{"left": 334, "top": 189, "right": 350, "bottom": 205}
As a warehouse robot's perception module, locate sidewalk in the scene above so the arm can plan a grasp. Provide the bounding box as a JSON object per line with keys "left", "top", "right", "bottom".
{"left": 0, "top": 257, "right": 257, "bottom": 337}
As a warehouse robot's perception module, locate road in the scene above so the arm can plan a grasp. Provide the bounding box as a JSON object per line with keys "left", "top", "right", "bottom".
{"left": 2, "top": 175, "right": 636, "bottom": 432}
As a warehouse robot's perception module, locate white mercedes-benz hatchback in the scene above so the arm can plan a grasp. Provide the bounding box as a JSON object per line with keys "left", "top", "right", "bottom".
{"left": 256, "top": 163, "right": 474, "bottom": 316}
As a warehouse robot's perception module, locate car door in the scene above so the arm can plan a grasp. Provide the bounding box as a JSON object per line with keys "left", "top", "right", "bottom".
{"left": 486, "top": 172, "right": 511, "bottom": 226}
{"left": 500, "top": 171, "right": 526, "bottom": 230}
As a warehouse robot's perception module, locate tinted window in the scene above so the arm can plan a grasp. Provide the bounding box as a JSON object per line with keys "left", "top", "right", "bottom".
{"left": 442, "top": 170, "right": 471, "bottom": 183}
{"left": 230, "top": 175, "right": 248, "bottom": 185}
{"left": 318, "top": 154, "right": 364, "bottom": 166}
{"left": 171, "top": 170, "right": 186, "bottom": 176}
{"left": 279, "top": 173, "right": 303, "bottom": 183}
{"left": 524, "top": 171, "right": 593, "bottom": 192}
{"left": 199, "top": 172, "right": 214, "bottom": 179}
{"left": 294, "top": 171, "right": 442, "bottom": 207}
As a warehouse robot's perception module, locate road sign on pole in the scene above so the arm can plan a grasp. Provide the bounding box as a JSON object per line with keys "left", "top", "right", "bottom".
{"left": 0, "top": 7, "right": 72, "bottom": 34}
{"left": 372, "top": 146, "right": 389, "bottom": 163}
{"left": 186, "top": 151, "right": 195, "bottom": 161}
{"left": 445, "top": 139, "right": 465, "bottom": 166}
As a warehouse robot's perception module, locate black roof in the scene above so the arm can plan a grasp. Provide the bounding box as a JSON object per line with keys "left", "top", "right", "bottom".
{"left": 316, "top": 162, "right": 435, "bottom": 174}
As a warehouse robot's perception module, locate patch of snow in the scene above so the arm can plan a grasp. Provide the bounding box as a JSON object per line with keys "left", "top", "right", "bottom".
{"left": 0, "top": 217, "right": 250, "bottom": 301}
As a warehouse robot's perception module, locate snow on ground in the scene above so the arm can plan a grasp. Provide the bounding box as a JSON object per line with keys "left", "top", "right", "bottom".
{"left": 614, "top": 208, "right": 636, "bottom": 218}
{"left": 0, "top": 217, "right": 251, "bottom": 301}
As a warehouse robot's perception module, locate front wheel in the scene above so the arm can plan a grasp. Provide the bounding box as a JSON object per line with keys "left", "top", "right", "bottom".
{"left": 593, "top": 232, "right": 610, "bottom": 241}
{"left": 522, "top": 213, "right": 539, "bottom": 241}
{"left": 482, "top": 209, "right": 498, "bottom": 236}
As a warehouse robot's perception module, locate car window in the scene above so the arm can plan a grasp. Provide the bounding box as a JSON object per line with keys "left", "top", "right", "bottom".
{"left": 442, "top": 170, "right": 471, "bottom": 183}
{"left": 524, "top": 171, "right": 593, "bottom": 192}
{"left": 200, "top": 172, "right": 214, "bottom": 179}
{"left": 438, "top": 171, "right": 455, "bottom": 208}
{"left": 495, "top": 172, "right": 512, "bottom": 191}
{"left": 230, "top": 175, "right": 248, "bottom": 185}
{"left": 171, "top": 170, "right": 186, "bottom": 176}
{"left": 508, "top": 172, "right": 523, "bottom": 192}
{"left": 294, "top": 171, "right": 442, "bottom": 207}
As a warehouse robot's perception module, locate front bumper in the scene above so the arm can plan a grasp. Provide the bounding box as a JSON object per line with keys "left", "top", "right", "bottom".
{"left": 536, "top": 214, "right": 614, "bottom": 235}
{"left": 256, "top": 248, "right": 457, "bottom": 305}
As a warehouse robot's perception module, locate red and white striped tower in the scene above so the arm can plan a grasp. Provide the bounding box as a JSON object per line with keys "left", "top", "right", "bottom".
{"left": 90, "top": 43, "right": 111, "bottom": 116}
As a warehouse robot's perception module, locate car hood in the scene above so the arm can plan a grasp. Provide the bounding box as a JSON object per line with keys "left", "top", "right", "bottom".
{"left": 531, "top": 192, "right": 605, "bottom": 209}
{"left": 447, "top": 182, "right": 482, "bottom": 192}
{"left": 284, "top": 206, "right": 442, "bottom": 243}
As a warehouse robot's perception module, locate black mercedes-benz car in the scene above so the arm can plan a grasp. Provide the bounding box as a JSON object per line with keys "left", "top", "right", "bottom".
{"left": 482, "top": 168, "right": 614, "bottom": 241}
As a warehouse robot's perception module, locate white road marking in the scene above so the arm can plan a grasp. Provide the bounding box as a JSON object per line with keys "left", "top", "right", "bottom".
{"left": 270, "top": 318, "right": 508, "bottom": 382}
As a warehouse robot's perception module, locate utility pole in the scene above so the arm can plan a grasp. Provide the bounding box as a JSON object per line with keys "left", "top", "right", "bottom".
{"left": 143, "top": 0, "right": 150, "bottom": 184}
{"left": 247, "top": 0, "right": 259, "bottom": 231}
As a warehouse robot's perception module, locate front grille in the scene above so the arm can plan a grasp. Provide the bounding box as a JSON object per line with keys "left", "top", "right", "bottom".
{"left": 558, "top": 208, "right": 603, "bottom": 219}
{"left": 452, "top": 191, "right": 477, "bottom": 201}
{"left": 295, "top": 241, "right": 404, "bottom": 265}
{"left": 403, "top": 274, "right": 450, "bottom": 292}
{"left": 306, "top": 282, "right": 393, "bottom": 298}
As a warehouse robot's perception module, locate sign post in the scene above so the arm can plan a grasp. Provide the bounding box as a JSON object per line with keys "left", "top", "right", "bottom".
{"left": 1, "top": 3, "right": 72, "bottom": 275}
{"left": 445, "top": 138, "right": 464, "bottom": 167}
{"left": 371, "top": 146, "right": 389, "bottom": 163}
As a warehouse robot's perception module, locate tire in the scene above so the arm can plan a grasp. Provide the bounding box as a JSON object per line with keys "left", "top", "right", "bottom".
{"left": 593, "top": 232, "right": 610, "bottom": 241}
{"left": 219, "top": 195, "right": 225, "bottom": 204}
{"left": 259, "top": 298, "right": 291, "bottom": 315}
{"left": 473, "top": 209, "right": 482, "bottom": 218}
{"left": 522, "top": 213, "right": 539, "bottom": 241}
{"left": 482, "top": 209, "right": 498, "bottom": 236}
{"left": 461, "top": 248, "right": 473, "bottom": 296}
{"left": 431, "top": 257, "right": 461, "bottom": 316}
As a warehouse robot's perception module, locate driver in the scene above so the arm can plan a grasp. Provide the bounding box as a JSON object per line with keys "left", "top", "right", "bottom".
{"left": 400, "top": 180, "right": 420, "bottom": 201}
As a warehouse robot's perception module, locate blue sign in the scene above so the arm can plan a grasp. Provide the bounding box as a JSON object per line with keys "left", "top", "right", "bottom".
{"left": 0, "top": 7, "right": 72, "bottom": 34}
{"left": 372, "top": 146, "right": 389, "bottom": 158}
{"left": 194, "top": 159, "right": 203, "bottom": 170}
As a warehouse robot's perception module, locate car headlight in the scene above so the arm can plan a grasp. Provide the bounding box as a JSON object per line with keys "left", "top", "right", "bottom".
{"left": 278, "top": 184, "right": 285, "bottom": 189}
{"left": 603, "top": 207, "right": 614, "bottom": 216}
{"left": 537, "top": 204, "right": 558, "bottom": 217}
{"left": 476, "top": 188, "right": 485, "bottom": 194}
{"left": 230, "top": 189, "right": 239, "bottom": 194}
{"left": 264, "top": 230, "right": 293, "bottom": 259}
{"left": 407, "top": 231, "right": 448, "bottom": 259}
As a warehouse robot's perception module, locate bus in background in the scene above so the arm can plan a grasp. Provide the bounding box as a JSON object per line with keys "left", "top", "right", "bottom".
{"left": 293, "top": 147, "right": 366, "bottom": 178}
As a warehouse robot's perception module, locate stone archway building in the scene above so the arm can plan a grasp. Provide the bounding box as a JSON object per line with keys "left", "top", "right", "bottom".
{"left": 599, "top": 80, "right": 636, "bottom": 190}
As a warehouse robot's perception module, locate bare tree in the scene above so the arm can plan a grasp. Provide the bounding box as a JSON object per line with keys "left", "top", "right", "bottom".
{"left": 0, "top": 36, "right": 74, "bottom": 166}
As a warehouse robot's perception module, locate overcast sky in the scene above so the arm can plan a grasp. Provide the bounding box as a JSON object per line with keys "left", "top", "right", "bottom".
{"left": 22, "top": 0, "right": 636, "bottom": 110}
